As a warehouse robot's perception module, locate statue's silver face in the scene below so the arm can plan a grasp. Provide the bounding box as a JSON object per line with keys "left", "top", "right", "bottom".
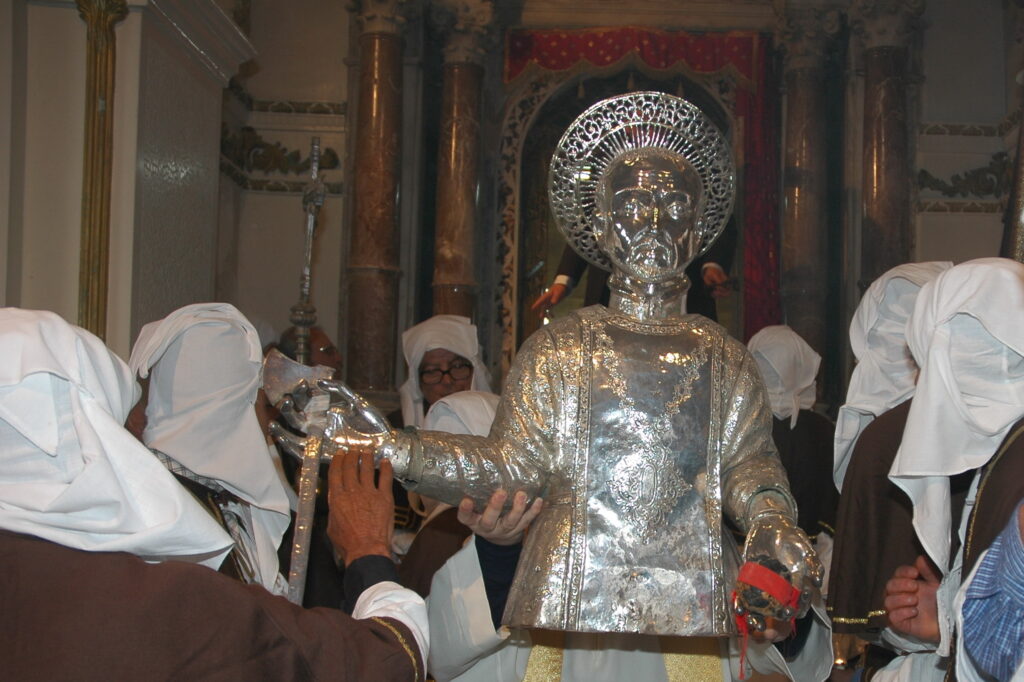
{"left": 597, "top": 151, "right": 704, "bottom": 283}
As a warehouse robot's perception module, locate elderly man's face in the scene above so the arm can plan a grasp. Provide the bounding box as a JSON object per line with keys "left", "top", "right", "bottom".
{"left": 419, "top": 348, "right": 474, "bottom": 407}
{"left": 597, "top": 151, "right": 703, "bottom": 283}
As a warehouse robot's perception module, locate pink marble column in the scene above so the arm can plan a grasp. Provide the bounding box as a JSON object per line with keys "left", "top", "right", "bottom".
{"left": 851, "top": 0, "right": 924, "bottom": 286}
{"left": 431, "top": 1, "right": 492, "bottom": 318}
{"left": 346, "top": 1, "right": 405, "bottom": 394}
{"left": 778, "top": 6, "right": 837, "bottom": 357}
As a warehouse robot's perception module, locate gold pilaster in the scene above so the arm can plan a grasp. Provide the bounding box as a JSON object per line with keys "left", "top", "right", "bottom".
{"left": 76, "top": 0, "right": 128, "bottom": 339}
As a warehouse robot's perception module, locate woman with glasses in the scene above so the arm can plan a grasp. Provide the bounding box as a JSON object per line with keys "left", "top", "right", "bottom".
{"left": 396, "top": 315, "right": 493, "bottom": 429}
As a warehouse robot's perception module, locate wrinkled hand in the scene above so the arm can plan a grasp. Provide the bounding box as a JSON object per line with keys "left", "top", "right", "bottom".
{"left": 702, "top": 264, "right": 731, "bottom": 299}
{"left": 884, "top": 554, "right": 941, "bottom": 643}
{"left": 531, "top": 283, "right": 568, "bottom": 317}
{"left": 327, "top": 446, "right": 394, "bottom": 567}
{"left": 270, "top": 378, "right": 398, "bottom": 465}
{"left": 458, "top": 489, "right": 544, "bottom": 546}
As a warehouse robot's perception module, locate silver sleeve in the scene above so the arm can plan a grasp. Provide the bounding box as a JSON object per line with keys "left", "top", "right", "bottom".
{"left": 399, "top": 327, "right": 561, "bottom": 509}
{"left": 718, "top": 339, "right": 798, "bottom": 533}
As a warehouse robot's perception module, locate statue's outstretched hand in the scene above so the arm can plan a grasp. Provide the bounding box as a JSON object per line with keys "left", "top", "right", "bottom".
{"left": 270, "top": 379, "right": 410, "bottom": 473}
{"left": 735, "top": 510, "right": 822, "bottom": 641}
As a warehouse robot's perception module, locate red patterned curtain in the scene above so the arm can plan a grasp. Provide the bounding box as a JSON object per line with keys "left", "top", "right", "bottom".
{"left": 506, "top": 28, "right": 781, "bottom": 338}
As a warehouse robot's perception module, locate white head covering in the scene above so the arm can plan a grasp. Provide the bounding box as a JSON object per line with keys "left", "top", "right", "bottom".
{"left": 424, "top": 391, "right": 501, "bottom": 437}
{"left": 0, "top": 308, "right": 232, "bottom": 566}
{"left": 748, "top": 325, "right": 820, "bottom": 429}
{"left": 129, "top": 303, "right": 291, "bottom": 588}
{"left": 833, "top": 261, "right": 953, "bottom": 486}
{"left": 399, "top": 315, "right": 492, "bottom": 428}
{"left": 890, "top": 258, "right": 1024, "bottom": 573}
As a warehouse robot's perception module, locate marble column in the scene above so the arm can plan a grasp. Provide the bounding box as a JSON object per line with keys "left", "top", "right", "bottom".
{"left": 75, "top": 0, "right": 127, "bottom": 339}
{"left": 430, "top": 0, "right": 492, "bottom": 318}
{"left": 346, "top": 0, "right": 406, "bottom": 394}
{"left": 851, "top": 0, "right": 924, "bottom": 287}
{"left": 777, "top": 5, "right": 838, "bottom": 356}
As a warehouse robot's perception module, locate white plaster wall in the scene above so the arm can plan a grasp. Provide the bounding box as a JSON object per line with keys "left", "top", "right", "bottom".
{"left": 18, "top": 3, "right": 84, "bottom": 323}
{"left": 922, "top": 0, "right": 1004, "bottom": 124}
{"left": 244, "top": 0, "right": 348, "bottom": 103}
{"left": 232, "top": 192, "right": 343, "bottom": 341}
{"left": 915, "top": 213, "right": 1003, "bottom": 264}
{"left": 223, "top": 0, "right": 350, "bottom": 347}
{"left": 107, "top": 9, "right": 142, "bottom": 358}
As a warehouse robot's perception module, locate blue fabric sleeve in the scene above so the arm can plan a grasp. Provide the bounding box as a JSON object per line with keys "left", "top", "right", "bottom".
{"left": 962, "top": 501, "right": 1024, "bottom": 681}
{"left": 475, "top": 535, "right": 523, "bottom": 630}
{"left": 342, "top": 554, "right": 399, "bottom": 613}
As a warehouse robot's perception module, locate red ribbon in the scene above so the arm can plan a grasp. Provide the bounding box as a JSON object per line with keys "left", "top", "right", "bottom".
{"left": 732, "top": 561, "right": 801, "bottom": 679}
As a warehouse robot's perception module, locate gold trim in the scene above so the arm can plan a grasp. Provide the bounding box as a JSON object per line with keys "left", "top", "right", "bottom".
{"left": 75, "top": 0, "right": 128, "bottom": 340}
{"left": 370, "top": 617, "right": 422, "bottom": 681}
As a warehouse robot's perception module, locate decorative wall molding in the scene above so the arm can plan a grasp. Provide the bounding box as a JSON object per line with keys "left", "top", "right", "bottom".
{"left": 917, "top": 152, "right": 1012, "bottom": 199}
{"left": 220, "top": 124, "right": 342, "bottom": 194}
{"left": 917, "top": 200, "right": 1003, "bottom": 214}
{"left": 227, "top": 78, "right": 346, "bottom": 116}
{"left": 919, "top": 122, "right": 1001, "bottom": 137}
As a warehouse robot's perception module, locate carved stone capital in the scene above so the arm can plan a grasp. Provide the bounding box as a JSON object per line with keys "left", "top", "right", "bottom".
{"left": 348, "top": 0, "right": 410, "bottom": 36}
{"left": 850, "top": 0, "right": 925, "bottom": 49}
{"left": 432, "top": 0, "right": 494, "bottom": 65}
{"left": 776, "top": 5, "right": 841, "bottom": 72}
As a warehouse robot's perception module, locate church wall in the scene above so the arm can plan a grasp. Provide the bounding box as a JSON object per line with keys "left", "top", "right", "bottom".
{"left": 15, "top": 3, "right": 86, "bottom": 328}
{"left": 218, "top": 0, "right": 348, "bottom": 347}
{"left": 914, "top": 0, "right": 1007, "bottom": 266}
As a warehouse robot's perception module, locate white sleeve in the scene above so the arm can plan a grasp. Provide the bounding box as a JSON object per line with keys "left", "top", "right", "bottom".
{"left": 425, "top": 540, "right": 514, "bottom": 682}
{"left": 353, "top": 580, "right": 429, "bottom": 675}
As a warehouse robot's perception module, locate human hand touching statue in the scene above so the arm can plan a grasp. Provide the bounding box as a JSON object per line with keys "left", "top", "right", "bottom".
{"left": 459, "top": 489, "right": 544, "bottom": 546}
{"left": 883, "top": 554, "right": 941, "bottom": 644}
{"left": 327, "top": 446, "right": 394, "bottom": 567}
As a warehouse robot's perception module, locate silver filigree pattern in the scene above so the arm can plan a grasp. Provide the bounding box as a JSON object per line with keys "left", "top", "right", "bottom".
{"left": 548, "top": 91, "right": 736, "bottom": 271}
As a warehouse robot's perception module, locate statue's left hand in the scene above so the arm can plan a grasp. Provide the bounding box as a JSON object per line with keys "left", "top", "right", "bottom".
{"left": 736, "top": 512, "right": 822, "bottom": 638}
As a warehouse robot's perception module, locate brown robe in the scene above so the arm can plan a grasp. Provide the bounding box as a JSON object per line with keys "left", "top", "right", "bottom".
{"left": 398, "top": 507, "right": 472, "bottom": 598}
{"left": 0, "top": 530, "right": 423, "bottom": 681}
{"left": 772, "top": 410, "right": 838, "bottom": 537}
{"left": 827, "top": 400, "right": 919, "bottom": 635}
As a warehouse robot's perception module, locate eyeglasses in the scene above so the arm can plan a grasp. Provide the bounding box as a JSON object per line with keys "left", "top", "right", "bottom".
{"left": 419, "top": 362, "right": 473, "bottom": 385}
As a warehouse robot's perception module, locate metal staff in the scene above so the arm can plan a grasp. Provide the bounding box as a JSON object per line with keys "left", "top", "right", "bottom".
{"left": 289, "top": 137, "right": 326, "bottom": 365}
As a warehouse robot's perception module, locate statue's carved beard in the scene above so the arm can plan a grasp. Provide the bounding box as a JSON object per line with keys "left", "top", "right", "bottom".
{"left": 618, "top": 233, "right": 681, "bottom": 282}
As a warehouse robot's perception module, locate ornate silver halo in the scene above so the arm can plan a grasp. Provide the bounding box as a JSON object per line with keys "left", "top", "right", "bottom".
{"left": 548, "top": 91, "right": 736, "bottom": 271}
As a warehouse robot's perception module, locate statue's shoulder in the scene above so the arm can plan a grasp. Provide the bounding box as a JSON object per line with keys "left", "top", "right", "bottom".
{"left": 680, "top": 314, "right": 751, "bottom": 361}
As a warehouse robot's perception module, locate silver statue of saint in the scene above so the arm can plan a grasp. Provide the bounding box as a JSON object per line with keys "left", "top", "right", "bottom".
{"left": 274, "top": 92, "right": 822, "bottom": 637}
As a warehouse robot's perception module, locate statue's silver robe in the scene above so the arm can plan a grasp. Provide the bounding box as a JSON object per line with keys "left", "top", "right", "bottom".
{"left": 398, "top": 305, "right": 794, "bottom": 637}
